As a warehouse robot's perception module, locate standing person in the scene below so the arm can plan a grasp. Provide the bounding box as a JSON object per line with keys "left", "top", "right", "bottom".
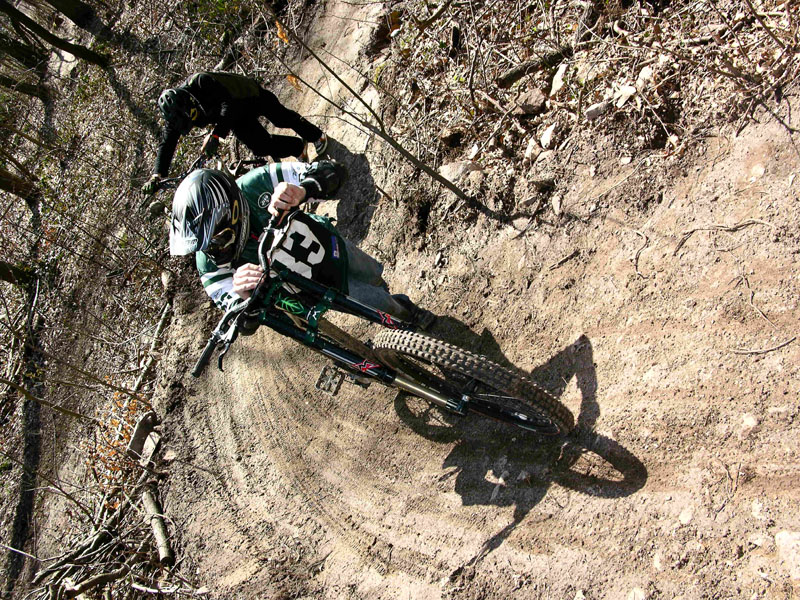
{"left": 168, "top": 160, "right": 436, "bottom": 330}
{"left": 143, "top": 72, "right": 328, "bottom": 194}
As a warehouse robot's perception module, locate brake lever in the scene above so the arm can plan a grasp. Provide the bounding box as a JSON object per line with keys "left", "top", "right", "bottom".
{"left": 215, "top": 317, "right": 242, "bottom": 372}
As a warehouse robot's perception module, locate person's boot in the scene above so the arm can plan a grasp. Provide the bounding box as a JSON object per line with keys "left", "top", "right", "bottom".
{"left": 411, "top": 306, "right": 437, "bottom": 331}
{"left": 314, "top": 133, "right": 329, "bottom": 156}
{"left": 391, "top": 294, "right": 437, "bottom": 331}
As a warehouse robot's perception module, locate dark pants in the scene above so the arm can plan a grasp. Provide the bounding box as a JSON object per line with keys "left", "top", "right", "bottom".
{"left": 232, "top": 89, "right": 323, "bottom": 159}
{"left": 344, "top": 240, "right": 414, "bottom": 321}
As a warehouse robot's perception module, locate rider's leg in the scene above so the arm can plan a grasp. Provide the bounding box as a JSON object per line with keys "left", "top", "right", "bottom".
{"left": 231, "top": 119, "right": 306, "bottom": 160}
{"left": 257, "top": 88, "right": 324, "bottom": 143}
{"left": 344, "top": 241, "right": 436, "bottom": 329}
{"left": 344, "top": 240, "right": 385, "bottom": 286}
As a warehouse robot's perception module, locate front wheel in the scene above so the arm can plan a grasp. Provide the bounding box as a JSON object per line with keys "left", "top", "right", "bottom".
{"left": 373, "top": 330, "right": 574, "bottom": 435}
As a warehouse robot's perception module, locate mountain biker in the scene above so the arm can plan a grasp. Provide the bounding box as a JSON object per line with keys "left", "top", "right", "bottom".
{"left": 143, "top": 71, "right": 328, "bottom": 194}
{"left": 168, "top": 160, "right": 436, "bottom": 330}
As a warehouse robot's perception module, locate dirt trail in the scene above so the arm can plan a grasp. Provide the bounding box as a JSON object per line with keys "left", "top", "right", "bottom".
{"left": 155, "top": 4, "right": 800, "bottom": 599}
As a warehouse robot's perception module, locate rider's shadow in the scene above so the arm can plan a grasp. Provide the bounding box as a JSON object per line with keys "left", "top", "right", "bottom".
{"left": 394, "top": 326, "right": 647, "bottom": 576}
{"left": 321, "top": 136, "right": 381, "bottom": 245}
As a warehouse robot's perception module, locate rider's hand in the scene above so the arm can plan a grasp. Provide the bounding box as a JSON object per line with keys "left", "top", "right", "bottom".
{"left": 142, "top": 174, "right": 161, "bottom": 195}
{"left": 232, "top": 263, "right": 265, "bottom": 299}
{"left": 202, "top": 133, "right": 220, "bottom": 158}
{"left": 268, "top": 182, "right": 307, "bottom": 217}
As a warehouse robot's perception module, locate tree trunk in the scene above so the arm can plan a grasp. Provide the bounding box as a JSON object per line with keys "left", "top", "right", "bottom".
{"left": 1, "top": 175, "right": 43, "bottom": 600}
{"left": 42, "top": 0, "right": 118, "bottom": 43}
{"left": 0, "top": 166, "right": 42, "bottom": 207}
{"left": 0, "top": 260, "right": 31, "bottom": 286}
{"left": 42, "top": 0, "right": 96, "bottom": 29}
{"left": 0, "top": 0, "right": 109, "bottom": 68}
{"left": 0, "top": 73, "right": 49, "bottom": 101}
{"left": 0, "top": 30, "right": 47, "bottom": 71}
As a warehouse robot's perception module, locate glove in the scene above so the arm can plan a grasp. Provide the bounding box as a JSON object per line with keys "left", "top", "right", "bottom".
{"left": 202, "top": 133, "right": 220, "bottom": 158}
{"left": 142, "top": 174, "right": 161, "bottom": 195}
{"left": 299, "top": 160, "right": 349, "bottom": 200}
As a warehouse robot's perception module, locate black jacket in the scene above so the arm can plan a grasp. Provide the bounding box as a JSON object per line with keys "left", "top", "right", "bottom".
{"left": 155, "top": 72, "right": 262, "bottom": 175}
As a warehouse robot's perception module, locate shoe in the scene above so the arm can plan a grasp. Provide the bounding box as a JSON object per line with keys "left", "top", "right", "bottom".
{"left": 298, "top": 143, "right": 310, "bottom": 163}
{"left": 314, "top": 133, "right": 328, "bottom": 156}
{"left": 411, "top": 307, "right": 437, "bottom": 331}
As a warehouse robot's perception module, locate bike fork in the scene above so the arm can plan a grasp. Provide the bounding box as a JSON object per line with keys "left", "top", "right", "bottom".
{"left": 392, "top": 373, "right": 468, "bottom": 415}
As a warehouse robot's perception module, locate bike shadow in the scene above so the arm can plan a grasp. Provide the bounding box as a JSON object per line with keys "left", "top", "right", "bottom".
{"left": 393, "top": 322, "right": 647, "bottom": 576}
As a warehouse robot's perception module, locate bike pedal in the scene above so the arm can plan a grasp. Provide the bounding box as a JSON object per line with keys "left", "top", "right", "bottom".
{"left": 315, "top": 365, "right": 344, "bottom": 396}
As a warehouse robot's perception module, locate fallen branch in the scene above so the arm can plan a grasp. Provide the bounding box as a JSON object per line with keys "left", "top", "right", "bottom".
{"left": 732, "top": 336, "right": 796, "bottom": 355}
{"left": 126, "top": 411, "right": 160, "bottom": 461}
{"left": 673, "top": 219, "right": 774, "bottom": 256}
{"left": 132, "top": 302, "right": 172, "bottom": 393}
{"left": 142, "top": 484, "right": 174, "bottom": 566}
{"left": 411, "top": 0, "right": 455, "bottom": 32}
{"left": 32, "top": 471, "right": 147, "bottom": 585}
{"left": 63, "top": 564, "right": 129, "bottom": 599}
{"left": 496, "top": 46, "right": 573, "bottom": 88}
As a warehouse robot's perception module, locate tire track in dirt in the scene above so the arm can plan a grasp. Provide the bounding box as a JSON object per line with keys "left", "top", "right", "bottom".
{"left": 244, "top": 345, "right": 454, "bottom": 581}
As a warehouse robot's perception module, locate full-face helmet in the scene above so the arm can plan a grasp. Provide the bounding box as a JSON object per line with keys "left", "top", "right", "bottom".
{"left": 169, "top": 169, "right": 250, "bottom": 265}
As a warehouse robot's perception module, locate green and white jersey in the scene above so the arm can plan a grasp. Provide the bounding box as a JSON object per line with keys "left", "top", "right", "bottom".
{"left": 196, "top": 162, "right": 309, "bottom": 311}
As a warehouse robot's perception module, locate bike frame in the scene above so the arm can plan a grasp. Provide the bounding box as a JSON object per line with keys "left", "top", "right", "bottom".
{"left": 192, "top": 261, "right": 469, "bottom": 415}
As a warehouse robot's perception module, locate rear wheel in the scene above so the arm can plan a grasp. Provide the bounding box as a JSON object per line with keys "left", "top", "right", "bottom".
{"left": 373, "top": 330, "right": 573, "bottom": 435}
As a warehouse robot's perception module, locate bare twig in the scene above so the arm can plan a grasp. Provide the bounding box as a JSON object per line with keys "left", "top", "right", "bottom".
{"left": 742, "top": 0, "right": 786, "bottom": 50}
{"left": 263, "top": 10, "right": 469, "bottom": 201}
{"left": 412, "top": 0, "right": 455, "bottom": 32}
{"left": 495, "top": 46, "right": 573, "bottom": 88}
{"left": 0, "top": 541, "right": 39, "bottom": 560}
{"left": 733, "top": 273, "right": 776, "bottom": 328}
{"left": 0, "top": 377, "right": 99, "bottom": 423}
{"left": 732, "top": 336, "right": 796, "bottom": 355}
{"left": 548, "top": 250, "right": 580, "bottom": 271}
{"left": 631, "top": 230, "right": 650, "bottom": 279}
{"left": 673, "top": 219, "right": 774, "bottom": 256}
{"left": 0, "top": 447, "right": 95, "bottom": 521}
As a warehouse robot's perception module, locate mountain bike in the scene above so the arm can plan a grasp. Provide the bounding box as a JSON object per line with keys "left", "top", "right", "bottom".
{"left": 154, "top": 156, "right": 268, "bottom": 192}
{"left": 191, "top": 212, "right": 574, "bottom": 435}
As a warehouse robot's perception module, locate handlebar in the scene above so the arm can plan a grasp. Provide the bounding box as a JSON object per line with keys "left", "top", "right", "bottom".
{"left": 155, "top": 156, "right": 208, "bottom": 192}
{"left": 190, "top": 269, "right": 271, "bottom": 377}
{"left": 191, "top": 206, "right": 299, "bottom": 377}
{"left": 191, "top": 337, "right": 218, "bottom": 377}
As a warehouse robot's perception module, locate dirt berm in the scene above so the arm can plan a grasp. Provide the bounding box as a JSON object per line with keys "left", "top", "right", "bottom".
{"left": 152, "top": 4, "right": 800, "bottom": 599}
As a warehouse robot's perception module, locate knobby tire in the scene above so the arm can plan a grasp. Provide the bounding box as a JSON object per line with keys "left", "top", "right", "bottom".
{"left": 373, "top": 330, "right": 574, "bottom": 435}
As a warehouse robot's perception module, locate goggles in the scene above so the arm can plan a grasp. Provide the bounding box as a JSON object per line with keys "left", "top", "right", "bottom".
{"left": 206, "top": 226, "right": 236, "bottom": 264}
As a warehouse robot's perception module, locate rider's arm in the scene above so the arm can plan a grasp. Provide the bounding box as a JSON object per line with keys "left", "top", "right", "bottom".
{"left": 196, "top": 252, "right": 244, "bottom": 311}
{"left": 154, "top": 125, "right": 181, "bottom": 177}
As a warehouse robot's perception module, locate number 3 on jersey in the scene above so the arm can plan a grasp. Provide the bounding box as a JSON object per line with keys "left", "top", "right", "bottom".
{"left": 272, "top": 221, "right": 324, "bottom": 279}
